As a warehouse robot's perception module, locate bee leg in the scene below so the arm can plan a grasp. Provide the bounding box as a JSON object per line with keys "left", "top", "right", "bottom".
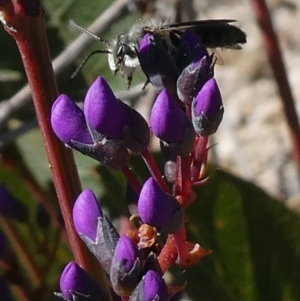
{"left": 142, "top": 79, "right": 150, "bottom": 90}
{"left": 126, "top": 74, "right": 133, "bottom": 90}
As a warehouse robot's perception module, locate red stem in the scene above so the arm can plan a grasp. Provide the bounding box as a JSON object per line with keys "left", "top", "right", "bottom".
{"left": 141, "top": 149, "right": 170, "bottom": 193}
{"left": 177, "top": 155, "right": 191, "bottom": 198}
{"left": 249, "top": 0, "right": 300, "bottom": 173}
{"left": 0, "top": 0, "right": 95, "bottom": 274}
{"left": 122, "top": 166, "right": 142, "bottom": 194}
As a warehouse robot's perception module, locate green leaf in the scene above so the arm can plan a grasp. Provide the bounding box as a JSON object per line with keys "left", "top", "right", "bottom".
{"left": 184, "top": 169, "right": 300, "bottom": 301}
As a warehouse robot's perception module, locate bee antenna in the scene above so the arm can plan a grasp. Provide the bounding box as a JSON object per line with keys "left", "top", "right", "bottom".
{"left": 70, "top": 20, "right": 110, "bottom": 45}
{"left": 70, "top": 49, "right": 112, "bottom": 82}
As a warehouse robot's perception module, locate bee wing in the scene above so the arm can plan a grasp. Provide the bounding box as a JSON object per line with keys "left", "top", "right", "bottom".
{"left": 145, "top": 19, "right": 246, "bottom": 49}
{"left": 158, "top": 19, "right": 238, "bottom": 30}
{"left": 207, "top": 49, "right": 224, "bottom": 65}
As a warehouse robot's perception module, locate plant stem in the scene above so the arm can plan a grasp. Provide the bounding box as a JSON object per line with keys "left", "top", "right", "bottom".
{"left": 141, "top": 149, "right": 170, "bottom": 193}
{"left": 249, "top": 0, "right": 300, "bottom": 174}
{"left": 0, "top": 0, "right": 100, "bottom": 278}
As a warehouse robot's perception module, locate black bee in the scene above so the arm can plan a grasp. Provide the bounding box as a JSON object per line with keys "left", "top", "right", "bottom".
{"left": 71, "top": 18, "right": 246, "bottom": 88}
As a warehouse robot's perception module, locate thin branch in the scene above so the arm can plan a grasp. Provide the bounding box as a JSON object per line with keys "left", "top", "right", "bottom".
{"left": 0, "top": 0, "right": 131, "bottom": 128}
{"left": 249, "top": 0, "right": 300, "bottom": 174}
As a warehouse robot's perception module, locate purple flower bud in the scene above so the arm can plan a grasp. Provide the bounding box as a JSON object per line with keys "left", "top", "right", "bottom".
{"left": 51, "top": 93, "right": 129, "bottom": 170}
{"left": 151, "top": 90, "right": 186, "bottom": 143}
{"left": 129, "top": 270, "right": 168, "bottom": 301}
{"left": 138, "top": 34, "right": 179, "bottom": 101}
{"left": 192, "top": 78, "right": 224, "bottom": 136}
{"left": 110, "top": 234, "right": 142, "bottom": 296}
{"left": 73, "top": 189, "right": 120, "bottom": 273}
{"left": 151, "top": 90, "right": 195, "bottom": 156}
{"left": 84, "top": 77, "right": 131, "bottom": 139}
{"left": 181, "top": 30, "right": 202, "bottom": 52}
{"left": 113, "top": 234, "right": 141, "bottom": 273}
{"left": 51, "top": 94, "right": 92, "bottom": 146}
{"left": 175, "top": 30, "right": 208, "bottom": 72}
{"left": 0, "top": 184, "right": 28, "bottom": 222}
{"left": 73, "top": 189, "right": 103, "bottom": 241}
{"left": 177, "top": 53, "right": 215, "bottom": 105}
{"left": 144, "top": 270, "right": 168, "bottom": 301}
{"left": 138, "top": 178, "right": 183, "bottom": 233}
{"left": 59, "top": 262, "right": 88, "bottom": 300}
{"left": 59, "top": 261, "right": 107, "bottom": 301}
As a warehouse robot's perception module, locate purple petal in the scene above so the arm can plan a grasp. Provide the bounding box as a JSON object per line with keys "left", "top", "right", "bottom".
{"left": 51, "top": 94, "right": 92, "bottom": 144}
{"left": 150, "top": 90, "right": 188, "bottom": 143}
{"left": 73, "top": 189, "right": 103, "bottom": 241}
{"left": 84, "top": 77, "right": 131, "bottom": 138}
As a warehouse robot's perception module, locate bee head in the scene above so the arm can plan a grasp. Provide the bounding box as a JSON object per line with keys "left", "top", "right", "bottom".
{"left": 116, "top": 34, "right": 137, "bottom": 59}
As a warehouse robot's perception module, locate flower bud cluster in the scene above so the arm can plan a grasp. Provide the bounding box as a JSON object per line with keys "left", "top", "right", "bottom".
{"left": 139, "top": 30, "right": 224, "bottom": 140}
{"left": 54, "top": 27, "right": 230, "bottom": 301}
{"left": 57, "top": 188, "right": 169, "bottom": 300}
{"left": 51, "top": 77, "right": 150, "bottom": 170}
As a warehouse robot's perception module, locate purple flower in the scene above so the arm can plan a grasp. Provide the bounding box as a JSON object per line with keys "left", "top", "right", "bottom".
{"left": 138, "top": 178, "right": 183, "bottom": 233}
{"left": 175, "top": 30, "right": 208, "bottom": 72}
{"left": 59, "top": 262, "right": 88, "bottom": 300}
{"left": 59, "top": 261, "right": 107, "bottom": 301}
{"left": 144, "top": 270, "right": 168, "bottom": 301}
{"left": 0, "top": 184, "right": 28, "bottom": 222}
{"left": 51, "top": 77, "right": 149, "bottom": 167}
{"left": 192, "top": 78, "right": 224, "bottom": 136}
{"left": 51, "top": 93, "right": 129, "bottom": 170}
{"left": 129, "top": 270, "right": 168, "bottom": 301}
{"left": 151, "top": 90, "right": 188, "bottom": 143}
{"left": 51, "top": 94, "right": 92, "bottom": 146}
{"left": 84, "top": 77, "right": 131, "bottom": 139}
{"left": 113, "top": 234, "right": 141, "bottom": 272}
{"left": 110, "top": 234, "right": 142, "bottom": 296}
{"left": 73, "top": 189, "right": 103, "bottom": 241}
{"left": 150, "top": 90, "right": 195, "bottom": 157}
{"left": 73, "top": 189, "right": 120, "bottom": 273}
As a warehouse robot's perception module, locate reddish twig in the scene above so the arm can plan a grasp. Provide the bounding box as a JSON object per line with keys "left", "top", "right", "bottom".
{"left": 141, "top": 149, "right": 170, "bottom": 193}
{"left": 0, "top": 0, "right": 97, "bottom": 276}
{"left": 249, "top": 0, "right": 300, "bottom": 173}
{"left": 122, "top": 166, "right": 142, "bottom": 194}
